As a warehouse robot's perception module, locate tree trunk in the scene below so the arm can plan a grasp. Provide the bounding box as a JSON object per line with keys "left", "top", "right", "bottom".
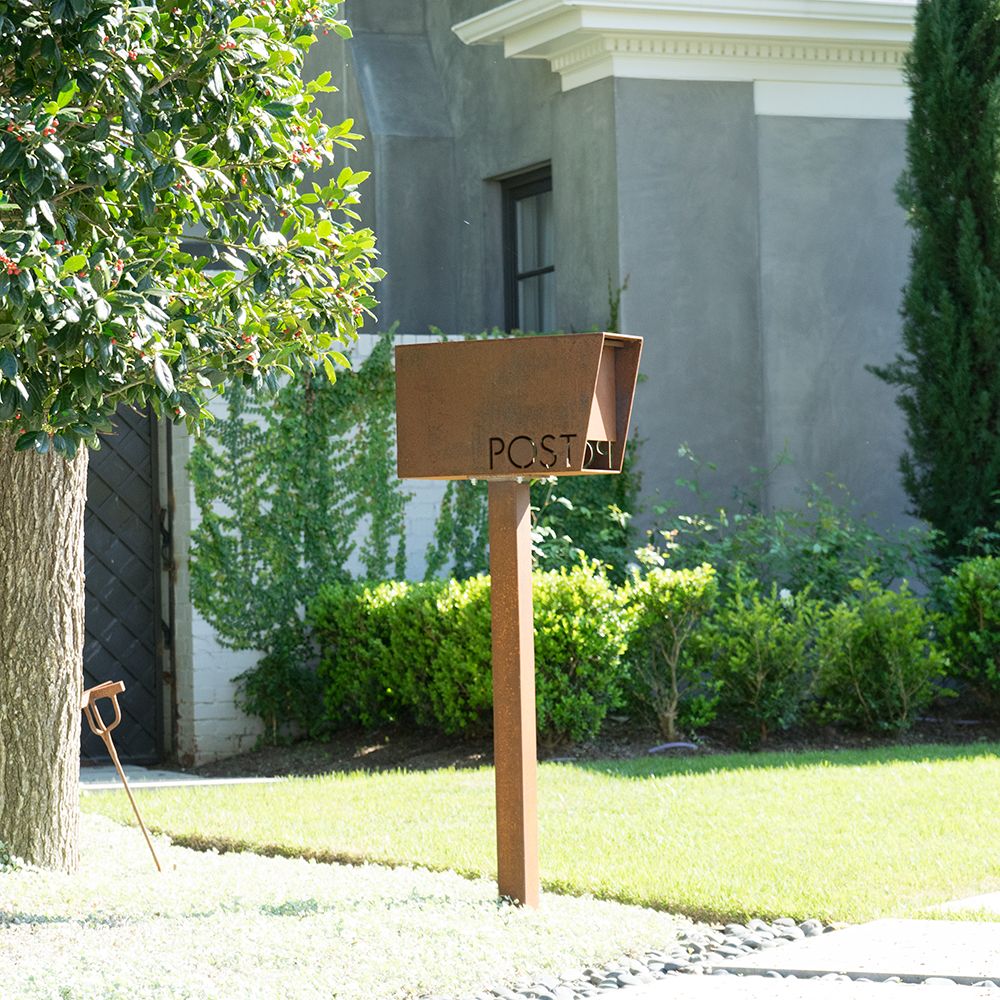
{"left": 0, "top": 434, "right": 88, "bottom": 871}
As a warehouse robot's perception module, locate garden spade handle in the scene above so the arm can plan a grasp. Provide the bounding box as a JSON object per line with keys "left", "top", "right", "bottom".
{"left": 82, "top": 680, "right": 162, "bottom": 872}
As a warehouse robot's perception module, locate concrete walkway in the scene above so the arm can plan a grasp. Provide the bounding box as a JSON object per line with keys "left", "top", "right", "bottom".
{"left": 80, "top": 764, "right": 280, "bottom": 790}
{"left": 624, "top": 898, "right": 1000, "bottom": 999}
{"left": 626, "top": 978, "right": 999, "bottom": 999}
{"left": 713, "top": 919, "right": 1000, "bottom": 986}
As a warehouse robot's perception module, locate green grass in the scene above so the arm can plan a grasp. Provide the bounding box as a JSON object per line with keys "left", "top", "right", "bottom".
{"left": 83, "top": 743, "right": 1000, "bottom": 925}
{"left": 2, "top": 813, "right": 688, "bottom": 1000}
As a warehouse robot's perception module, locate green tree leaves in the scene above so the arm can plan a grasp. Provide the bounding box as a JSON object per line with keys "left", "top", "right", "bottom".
{"left": 0, "top": 0, "right": 380, "bottom": 456}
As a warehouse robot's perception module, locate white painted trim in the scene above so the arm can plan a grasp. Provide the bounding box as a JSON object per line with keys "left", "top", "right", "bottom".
{"left": 453, "top": 0, "right": 915, "bottom": 117}
{"left": 754, "top": 80, "right": 910, "bottom": 119}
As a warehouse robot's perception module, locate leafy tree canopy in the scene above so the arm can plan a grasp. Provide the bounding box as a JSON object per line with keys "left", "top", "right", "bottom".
{"left": 0, "top": 0, "right": 380, "bottom": 458}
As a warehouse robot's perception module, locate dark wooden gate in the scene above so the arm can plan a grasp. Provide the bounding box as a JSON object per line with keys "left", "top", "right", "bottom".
{"left": 82, "top": 407, "right": 163, "bottom": 764}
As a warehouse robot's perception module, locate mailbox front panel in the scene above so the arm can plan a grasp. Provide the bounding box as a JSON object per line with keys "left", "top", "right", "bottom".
{"left": 396, "top": 333, "right": 641, "bottom": 481}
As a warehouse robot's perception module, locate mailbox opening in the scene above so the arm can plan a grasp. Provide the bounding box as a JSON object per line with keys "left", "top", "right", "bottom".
{"left": 583, "top": 439, "right": 615, "bottom": 472}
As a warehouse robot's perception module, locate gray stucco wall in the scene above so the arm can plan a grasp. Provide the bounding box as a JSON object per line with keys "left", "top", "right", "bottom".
{"left": 305, "top": 31, "right": 375, "bottom": 218}
{"left": 553, "top": 79, "right": 621, "bottom": 334}
{"left": 330, "top": 0, "right": 575, "bottom": 335}
{"left": 756, "top": 116, "right": 911, "bottom": 529}
{"left": 310, "top": 1, "right": 914, "bottom": 530}
{"left": 613, "top": 79, "right": 764, "bottom": 516}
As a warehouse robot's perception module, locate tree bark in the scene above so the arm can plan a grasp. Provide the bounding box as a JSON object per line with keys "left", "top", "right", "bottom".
{"left": 0, "top": 433, "right": 88, "bottom": 871}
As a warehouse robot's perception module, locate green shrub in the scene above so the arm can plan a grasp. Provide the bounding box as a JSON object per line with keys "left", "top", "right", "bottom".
{"left": 424, "top": 576, "right": 493, "bottom": 736}
{"left": 308, "top": 563, "right": 632, "bottom": 744}
{"left": 940, "top": 557, "right": 1000, "bottom": 711}
{"left": 234, "top": 647, "right": 327, "bottom": 746}
{"left": 530, "top": 452, "right": 641, "bottom": 583}
{"left": 706, "top": 568, "right": 819, "bottom": 746}
{"left": 623, "top": 562, "right": 719, "bottom": 740}
{"left": 954, "top": 502, "right": 1000, "bottom": 561}
{"left": 311, "top": 577, "right": 491, "bottom": 736}
{"left": 310, "top": 580, "right": 414, "bottom": 729}
{"left": 815, "top": 574, "right": 948, "bottom": 732}
{"left": 375, "top": 581, "right": 448, "bottom": 729}
{"left": 655, "top": 452, "right": 935, "bottom": 602}
{"left": 0, "top": 841, "right": 21, "bottom": 874}
{"left": 533, "top": 561, "right": 634, "bottom": 745}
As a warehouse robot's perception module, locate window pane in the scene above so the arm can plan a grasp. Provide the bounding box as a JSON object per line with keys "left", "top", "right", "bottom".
{"left": 540, "top": 269, "right": 555, "bottom": 330}
{"left": 518, "top": 274, "right": 538, "bottom": 330}
{"left": 516, "top": 190, "right": 553, "bottom": 273}
{"left": 518, "top": 270, "right": 555, "bottom": 332}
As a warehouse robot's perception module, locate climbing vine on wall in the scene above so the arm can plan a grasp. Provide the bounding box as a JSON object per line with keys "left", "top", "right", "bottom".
{"left": 424, "top": 479, "right": 491, "bottom": 580}
{"left": 424, "top": 446, "right": 641, "bottom": 582}
{"left": 422, "top": 324, "right": 642, "bottom": 582}
{"left": 189, "top": 327, "right": 409, "bottom": 660}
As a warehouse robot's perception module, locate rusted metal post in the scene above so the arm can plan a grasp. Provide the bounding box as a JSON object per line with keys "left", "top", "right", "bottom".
{"left": 488, "top": 479, "right": 539, "bottom": 908}
{"left": 395, "top": 333, "right": 643, "bottom": 908}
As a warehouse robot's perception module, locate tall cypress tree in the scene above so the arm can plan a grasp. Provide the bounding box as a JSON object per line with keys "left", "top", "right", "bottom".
{"left": 873, "top": 0, "right": 1000, "bottom": 556}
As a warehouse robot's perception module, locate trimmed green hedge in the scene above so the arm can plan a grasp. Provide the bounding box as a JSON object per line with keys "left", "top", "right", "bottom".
{"left": 309, "top": 561, "right": 631, "bottom": 745}
{"left": 246, "top": 557, "right": 999, "bottom": 748}
{"left": 940, "top": 556, "right": 1000, "bottom": 711}
{"left": 704, "top": 569, "right": 821, "bottom": 746}
{"left": 814, "top": 574, "right": 947, "bottom": 732}
{"left": 622, "top": 563, "right": 719, "bottom": 741}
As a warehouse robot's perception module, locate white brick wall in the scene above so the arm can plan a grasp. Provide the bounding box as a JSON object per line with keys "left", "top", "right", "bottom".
{"left": 171, "top": 332, "right": 451, "bottom": 764}
{"left": 169, "top": 425, "right": 265, "bottom": 764}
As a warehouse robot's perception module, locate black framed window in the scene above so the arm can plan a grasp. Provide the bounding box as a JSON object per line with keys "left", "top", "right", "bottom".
{"left": 502, "top": 166, "right": 554, "bottom": 332}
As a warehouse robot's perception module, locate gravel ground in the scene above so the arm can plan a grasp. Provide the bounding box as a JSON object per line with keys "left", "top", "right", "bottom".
{"left": 464, "top": 918, "right": 838, "bottom": 1000}
{"left": 467, "top": 923, "right": 1000, "bottom": 1000}
{"left": 0, "top": 813, "right": 695, "bottom": 1000}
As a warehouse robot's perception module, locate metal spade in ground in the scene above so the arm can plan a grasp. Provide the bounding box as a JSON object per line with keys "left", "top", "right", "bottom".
{"left": 81, "top": 680, "right": 161, "bottom": 872}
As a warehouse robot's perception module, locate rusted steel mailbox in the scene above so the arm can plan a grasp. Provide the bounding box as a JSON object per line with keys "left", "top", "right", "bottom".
{"left": 396, "top": 333, "right": 641, "bottom": 481}
{"left": 395, "top": 332, "right": 642, "bottom": 907}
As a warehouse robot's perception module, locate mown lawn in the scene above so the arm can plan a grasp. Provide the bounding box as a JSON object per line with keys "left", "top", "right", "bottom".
{"left": 83, "top": 743, "right": 1000, "bottom": 924}
{"left": 2, "top": 813, "right": 688, "bottom": 1000}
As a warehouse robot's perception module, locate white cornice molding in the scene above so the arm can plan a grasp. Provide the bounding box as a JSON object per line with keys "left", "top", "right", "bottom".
{"left": 453, "top": 0, "right": 915, "bottom": 118}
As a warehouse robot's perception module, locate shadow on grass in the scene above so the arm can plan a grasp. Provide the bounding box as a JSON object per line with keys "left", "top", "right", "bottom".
{"left": 0, "top": 911, "right": 72, "bottom": 927}
{"left": 153, "top": 830, "right": 840, "bottom": 924}
{"left": 157, "top": 830, "right": 743, "bottom": 921}
{"left": 160, "top": 830, "right": 493, "bottom": 886}
{"left": 562, "top": 742, "right": 1000, "bottom": 780}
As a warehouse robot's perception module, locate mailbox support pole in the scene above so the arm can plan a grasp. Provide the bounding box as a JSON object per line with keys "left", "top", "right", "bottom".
{"left": 488, "top": 479, "right": 540, "bottom": 908}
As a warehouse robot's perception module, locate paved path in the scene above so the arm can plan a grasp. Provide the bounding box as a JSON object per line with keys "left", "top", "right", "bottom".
{"left": 625, "top": 978, "right": 999, "bottom": 999}
{"left": 80, "top": 764, "right": 280, "bottom": 790}
{"left": 714, "top": 920, "right": 1000, "bottom": 986}
{"left": 621, "top": 899, "right": 1000, "bottom": 999}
